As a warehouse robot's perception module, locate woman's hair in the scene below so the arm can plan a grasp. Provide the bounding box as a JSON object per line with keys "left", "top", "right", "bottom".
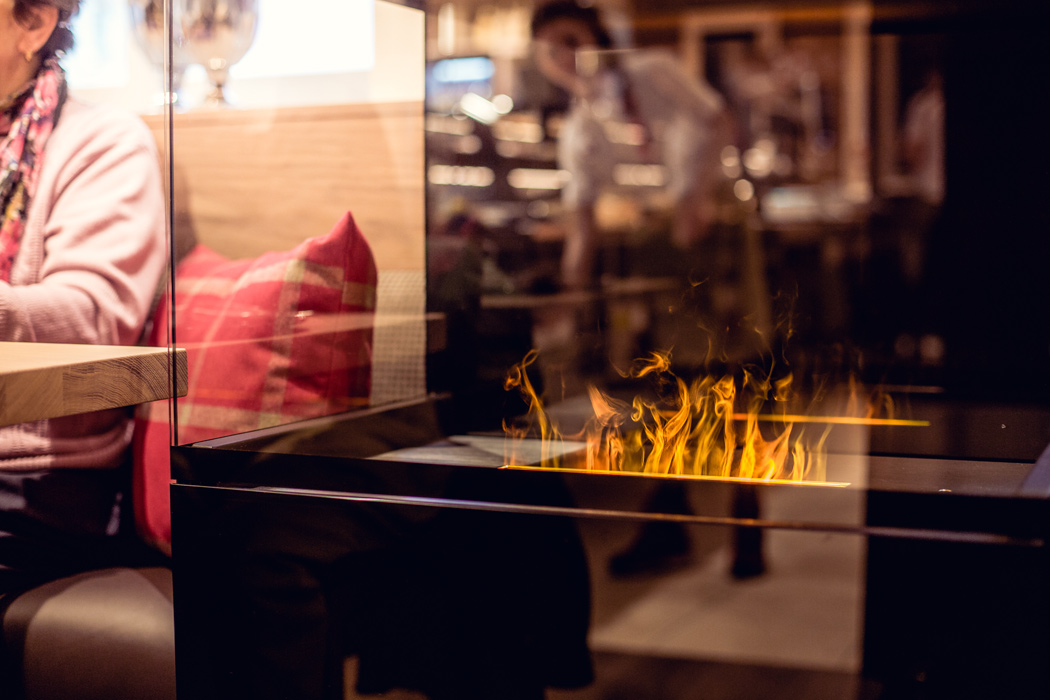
{"left": 13, "top": 0, "right": 80, "bottom": 57}
{"left": 530, "top": 1, "right": 613, "bottom": 49}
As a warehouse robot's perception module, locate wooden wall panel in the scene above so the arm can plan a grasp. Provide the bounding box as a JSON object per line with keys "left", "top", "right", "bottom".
{"left": 144, "top": 101, "right": 425, "bottom": 272}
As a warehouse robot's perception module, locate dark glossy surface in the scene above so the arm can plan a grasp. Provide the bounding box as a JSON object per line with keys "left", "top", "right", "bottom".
{"left": 169, "top": 1, "right": 1050, "bottom": 696}
{"left": 171, "top": 395, "right": 1050, "bottom": 700}
{"left": 171, "top": 471, "right": 1050, "bottom": 700}
{"left": 173, "top": 396, "right": 1050, "bottom": 539}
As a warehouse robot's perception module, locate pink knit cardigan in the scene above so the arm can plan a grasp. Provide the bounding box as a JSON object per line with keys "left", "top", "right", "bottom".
{"left": 0, "top": 96, "right": 167, "bottom": 470}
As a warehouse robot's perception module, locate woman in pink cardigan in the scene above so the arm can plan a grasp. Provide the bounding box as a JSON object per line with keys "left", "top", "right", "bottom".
{"left": 0, "top": 0, "right": 167, "bottom": 593}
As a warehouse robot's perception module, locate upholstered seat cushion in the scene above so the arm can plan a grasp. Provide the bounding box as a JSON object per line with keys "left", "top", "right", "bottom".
{"left": 2, "top": 567, "right": 175, "bottom": 700}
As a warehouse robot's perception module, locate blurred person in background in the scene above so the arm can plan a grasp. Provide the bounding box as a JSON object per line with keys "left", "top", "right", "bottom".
{"left": 530, "top": 2, "right": 765, "bottom": 579}
{"left": 530, "top": 0, "right": 730, "bottom": 289}
{"left": 0, "top": 0, "right": 167, "bottom": 596}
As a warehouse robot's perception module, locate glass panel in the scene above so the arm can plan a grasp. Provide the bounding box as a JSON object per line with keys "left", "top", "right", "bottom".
{"left": 165, "top": 0, "right": 1050, "bottom": 520}
{"left": 171, "top": 476, "right": 1050, "bottom": 700}
{"left": 165, "top": 3, "right": 1050, "bottom": 697}
{"left": 166, "top": 0, "right": 427, "bottom": 446}
{"left": 422, "top": 0, "right": 1050, "bottom": 479}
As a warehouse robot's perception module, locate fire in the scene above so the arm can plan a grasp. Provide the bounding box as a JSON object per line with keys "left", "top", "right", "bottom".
{"left": 503, "top": 349, "right": 563, "bottom": 468}
{"left": 504, "top": 349, "right": 834, "bottom": 483}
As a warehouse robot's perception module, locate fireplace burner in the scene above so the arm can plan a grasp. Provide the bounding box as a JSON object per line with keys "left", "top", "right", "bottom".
{"left": 170, "top": 393, "right": 1050, "bottom": 700}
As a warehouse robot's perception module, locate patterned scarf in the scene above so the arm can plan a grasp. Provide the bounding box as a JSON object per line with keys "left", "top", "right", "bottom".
{"left": 0, "top": 56, "right": 65, "bottom": 282}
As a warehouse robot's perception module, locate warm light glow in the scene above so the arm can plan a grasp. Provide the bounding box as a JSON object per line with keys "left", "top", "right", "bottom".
{"left": 437, "top": 3, "right": 456, "bottom": 56}
{"left": 721, "top": 145, "right": 740, "bottom": 167}
{"left": 503, "top": 349, "right": 926, "bottom": 484}
{"left": 459, "top": 92, "right": 500, "bottom": 125}
{"left": 733, "top": 179, "right": 755, "bottom": 201}
{"left": 613, "top": 164, "right": 667, "bottom": 187}
{"left": 453, "top": 135, "right": 482, "bottom": 155}
{"left": 491, "top": 94, "right": 514, "bottom": 114}
{"left": 721, "top": 145, "right": 742, "bottom": 178}
{"left": 500, "top": 464, "right": 851, "bottom": 487}
{"left": 743, "top": 139, "right": 777, "bottom": 178}
{"left": 505, "top": 350, "right": 833, "bottom": 482}
{"left": 492, "top": 119, "right": 544, "bottom": 143}
{"left": 507, "top": 168, "right": 571, "bottom": 190}
{"left": 603, "top": 121, "right": 648, "bottom": 146}
{"left": 730, "top": 413, "right": 929, "bottom": 427}
{"left": 428, "top": 164, "right": 495, "bottom": 187}
{"left": 504, "top": 350, "right": 562, "bottom": 466}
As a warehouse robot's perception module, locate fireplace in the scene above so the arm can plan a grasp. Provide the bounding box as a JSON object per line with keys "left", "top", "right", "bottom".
{"left": 170, "top": 390, "right": 1050, "bottom": 699}
{"left": 163, "top": 1, "right": 1050, "bottom": 699}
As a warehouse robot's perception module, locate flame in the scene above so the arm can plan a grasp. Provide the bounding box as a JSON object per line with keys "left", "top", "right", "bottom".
{"left": 503, "top": 349, "right": 562, "bottom": 467}
{"left": 504, "top": 350, "right": 837, "bottom": 482}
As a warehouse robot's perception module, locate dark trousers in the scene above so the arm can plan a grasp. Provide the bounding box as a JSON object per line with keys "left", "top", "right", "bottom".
{"left": 0, "top": 465, "right": 166, "bottom": 595}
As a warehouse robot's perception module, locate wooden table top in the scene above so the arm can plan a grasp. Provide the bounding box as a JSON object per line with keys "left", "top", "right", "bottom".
{"left": 0, "top": 342, "right": 187, "bottom": 427}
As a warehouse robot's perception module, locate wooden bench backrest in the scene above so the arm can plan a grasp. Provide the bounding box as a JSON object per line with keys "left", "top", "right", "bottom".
{"left": 144, "top": 101, "right": 425, "bottom": 273}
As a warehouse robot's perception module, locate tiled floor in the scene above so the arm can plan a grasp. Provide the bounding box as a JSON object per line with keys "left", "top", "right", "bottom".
{"left": 345, "top": 515, "right": 868, "bottom": 700}
{"left": 556, "top": 450, "right": 871, "bottom": 699}
{"left": 588, "top": 532, "right": 865, "bottom": 674}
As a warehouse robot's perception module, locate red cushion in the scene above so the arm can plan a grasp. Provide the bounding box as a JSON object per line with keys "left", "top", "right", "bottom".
{"left": 132, "top": 211, "right": 377, "bottom": 550}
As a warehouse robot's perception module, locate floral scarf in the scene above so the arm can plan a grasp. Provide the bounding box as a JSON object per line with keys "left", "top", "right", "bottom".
{"left": 0, "top": 56, "right": 65, "bottom": 282}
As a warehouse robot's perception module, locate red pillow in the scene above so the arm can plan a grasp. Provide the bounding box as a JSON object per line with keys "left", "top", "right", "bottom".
{"left": 132, "top": 211, "right": 377, "bottom": 550}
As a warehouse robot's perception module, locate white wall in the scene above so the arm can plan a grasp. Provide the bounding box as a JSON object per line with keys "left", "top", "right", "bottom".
{"left": 69, "top": 0, "right": 423, "bottom": 113}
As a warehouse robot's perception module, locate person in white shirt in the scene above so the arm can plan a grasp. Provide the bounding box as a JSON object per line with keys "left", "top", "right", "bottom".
{"left": 531, "top": 0, "right": 728, "bottom": 288}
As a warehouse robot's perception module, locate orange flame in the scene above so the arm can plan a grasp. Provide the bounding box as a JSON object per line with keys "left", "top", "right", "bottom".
{"left": 504, "top": 350, "right": 834, "bottom": 482}
{"left": 503, "top": 349, "right": 563, "bottom": 467}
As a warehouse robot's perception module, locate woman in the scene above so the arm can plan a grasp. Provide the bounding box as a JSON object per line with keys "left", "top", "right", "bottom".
{"left": 0, "top": 0, "right": 167, "bottom": 592}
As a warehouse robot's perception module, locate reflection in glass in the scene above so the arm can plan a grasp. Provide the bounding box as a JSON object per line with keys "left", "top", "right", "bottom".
{"left": 177, "top": 0, "right": 259, "bottom": 106}
{"left": 129, "top": 0, "right": 193, "bottom": 106}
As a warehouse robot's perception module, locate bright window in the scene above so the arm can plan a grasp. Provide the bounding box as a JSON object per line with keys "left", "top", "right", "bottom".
{"left": 63, "top": 0, "right": 376, "bottom": 93}
{"left": 232, "top": 0, "right": 375, "bottom": 79}
{"left": 63, "top": 0, "right": 130, "bottom": 90}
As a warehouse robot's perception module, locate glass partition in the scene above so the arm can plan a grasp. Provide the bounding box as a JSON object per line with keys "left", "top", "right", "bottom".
{"left": 156, "top": 0, "right": 1050, "bottom": 549}
{"left": 156, "top": 0, "right": 1050, "bottom": 467}
{"left": 159, "top": 0, "right": 428, "bottom": 447}
{"left": 164, "top": 2, "right": 1050, "bottom": 699}
{"left": 421, "top": 0, "right": 1050, "bottom": 468}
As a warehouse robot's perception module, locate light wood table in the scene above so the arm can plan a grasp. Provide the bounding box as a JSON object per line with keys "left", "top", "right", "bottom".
{"left": 0, "top": 342, "right": 187, "bottom": 427}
